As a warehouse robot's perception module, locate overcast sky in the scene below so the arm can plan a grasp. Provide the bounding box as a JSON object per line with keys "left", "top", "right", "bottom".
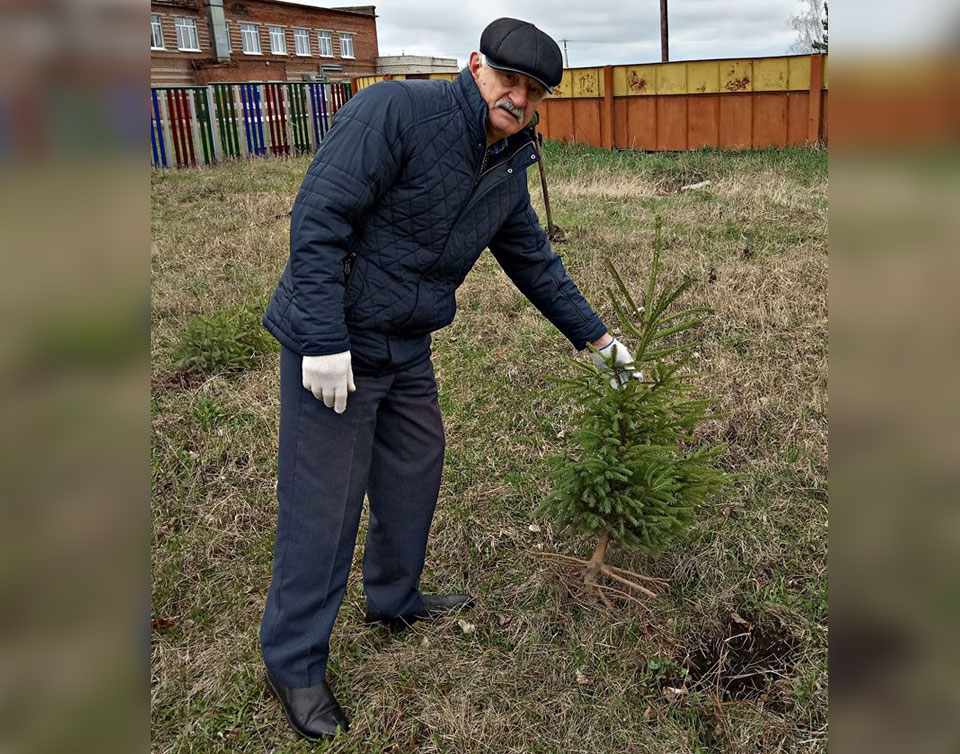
{"left": 294, "top": 0, "right": 809, "bottom": 67}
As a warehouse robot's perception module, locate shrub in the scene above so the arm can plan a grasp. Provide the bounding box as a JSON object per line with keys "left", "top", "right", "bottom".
{"left": 170, "top": 303, "right": 276, "bottom": 376}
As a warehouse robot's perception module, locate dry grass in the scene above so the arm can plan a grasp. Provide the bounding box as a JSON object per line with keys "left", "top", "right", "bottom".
{"left": 151, "top": 143, "right": 827, "bottom": 753}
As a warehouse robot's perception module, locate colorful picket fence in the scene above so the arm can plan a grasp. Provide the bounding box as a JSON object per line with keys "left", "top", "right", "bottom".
{"left": 150, "top": 81, "right": 352, "bottom": 168}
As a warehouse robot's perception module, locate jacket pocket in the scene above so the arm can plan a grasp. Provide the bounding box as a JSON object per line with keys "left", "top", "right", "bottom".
{"left": 343, "top": 257, "right": 366, "bottom": 309}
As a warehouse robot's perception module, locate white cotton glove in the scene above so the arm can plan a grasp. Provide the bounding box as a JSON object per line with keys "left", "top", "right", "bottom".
{"left": 590, "top": 337, "right": 643, "bottom": 389}
{"left": 302, "top": 351, "right": 356, "bottom": 414}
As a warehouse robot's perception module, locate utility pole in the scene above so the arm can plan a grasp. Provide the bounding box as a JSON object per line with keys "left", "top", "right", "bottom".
{"left": 660, "top": 0, "right": 669, "bottom": 62}
{"left": 559, "top": 38, "right": 570, "bottom": 68}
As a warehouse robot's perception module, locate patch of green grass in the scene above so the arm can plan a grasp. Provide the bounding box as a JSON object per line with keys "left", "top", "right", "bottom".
{"left": 539, "top": 141, "right": 828, "bottom": 187}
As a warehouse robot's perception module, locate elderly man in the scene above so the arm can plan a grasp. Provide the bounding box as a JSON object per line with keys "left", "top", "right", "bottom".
{"left": 259, "top": 17, "right": 640, "bottom": 741}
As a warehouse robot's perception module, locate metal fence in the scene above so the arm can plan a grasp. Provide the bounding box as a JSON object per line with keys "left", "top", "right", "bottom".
{"left": 150, "top": 81, "right": 352, "bottom": 168}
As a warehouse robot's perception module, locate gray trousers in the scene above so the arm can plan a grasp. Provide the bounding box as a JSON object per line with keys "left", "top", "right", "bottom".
{"left": 259, "top": 344, "right": 445, "bottom": 687}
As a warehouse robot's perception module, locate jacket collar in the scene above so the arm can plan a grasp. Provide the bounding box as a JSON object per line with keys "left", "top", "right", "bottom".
{"left": 454, "top": 66, "right": 538, "bottom": 155}
{"left": 454, "top": 67, "right": 490, "bottom": 148}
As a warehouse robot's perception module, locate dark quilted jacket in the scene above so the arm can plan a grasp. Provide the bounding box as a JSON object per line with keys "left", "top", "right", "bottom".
{"left": 263, "top": 67, "right": 607, "bottom": 368}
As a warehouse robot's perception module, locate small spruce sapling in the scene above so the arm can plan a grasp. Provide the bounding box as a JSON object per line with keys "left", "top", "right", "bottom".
{"left": 538, "top": 219, "right": 730, "bottom": 599}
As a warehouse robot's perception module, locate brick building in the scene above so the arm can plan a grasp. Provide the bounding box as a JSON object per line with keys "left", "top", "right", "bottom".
{"left": 150, "top": 1, "right": 379, "bottom": 86}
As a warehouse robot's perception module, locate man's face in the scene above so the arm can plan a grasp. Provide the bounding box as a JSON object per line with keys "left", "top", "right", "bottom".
{"left": 469, "top": 51, "right": 547, "bottom": 143}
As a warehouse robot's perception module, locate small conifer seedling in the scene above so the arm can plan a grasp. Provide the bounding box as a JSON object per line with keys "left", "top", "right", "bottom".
{"left": 538, "top": 218, "right": 730, "bottom": 602}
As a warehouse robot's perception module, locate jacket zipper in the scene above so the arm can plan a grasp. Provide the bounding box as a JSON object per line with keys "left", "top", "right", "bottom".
{"left": 468, "top": 137, "right": 534, "bottom": 205}
{"left": 343, "top": 237, "right": 360, "bottom": 285}
{"left": 446, "top": 137, "right": 535, "bottom": 260}
{"left": 473, "top": 138, "right": 534, "bottom": 189}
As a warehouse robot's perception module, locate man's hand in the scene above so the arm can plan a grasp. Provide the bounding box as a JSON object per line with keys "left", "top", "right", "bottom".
{"left": 590, "top": 337, "right": 643, "bottom": 389}
{"left": 302, "top": 352, "right": 356, "bottom": 414}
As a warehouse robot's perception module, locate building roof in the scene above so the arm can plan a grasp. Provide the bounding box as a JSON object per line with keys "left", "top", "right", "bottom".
{"left": 376, "top": 55, "right": 459, "bottom": 75}
{"left": 330, "top": 5, "right": 376, "bottom": 16}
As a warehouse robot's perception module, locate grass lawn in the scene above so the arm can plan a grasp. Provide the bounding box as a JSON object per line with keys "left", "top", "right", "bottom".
{"left": 151, "top": 141, "right": 827, "bottom": 753}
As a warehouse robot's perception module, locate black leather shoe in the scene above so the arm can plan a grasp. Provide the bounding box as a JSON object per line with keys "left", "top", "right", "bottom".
{"left": 417, "top": 593, "right": 476, "bottom": 619}
{"left": 265, "top": 670, "right": 350, "bottom": 741}
{"left": 365, "top": 593, "right": 476, "bottom": 632}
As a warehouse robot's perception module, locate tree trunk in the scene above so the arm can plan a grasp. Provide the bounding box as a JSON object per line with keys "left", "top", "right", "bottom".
{"left": 584, "top": 531, "right": 611, "bottom": 587}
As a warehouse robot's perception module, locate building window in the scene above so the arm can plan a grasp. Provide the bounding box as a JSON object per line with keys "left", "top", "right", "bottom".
{"left": 293, "top": 28, "right": 310, "bottom": 56}
{"left": 174, "top": 17, "right": 200, "bottom": 51}
{"left": 240, "top": 23, "right": 261, "bottom": 54}
{"left": 224, "top": 21, "right": 232, "bottom": 53}
{"left": 269, "top": 25, "right": 286, "bottom": 55}
{"left": 339, "top": 32, "right": 355, "bottom": 59}
{"left": 317, "top": 30, "right": 333, "bottom": 57}
{"left": 151, "top": 14, "right": 164, "bottom": 50}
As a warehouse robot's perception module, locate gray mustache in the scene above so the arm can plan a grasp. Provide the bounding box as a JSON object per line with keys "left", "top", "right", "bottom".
{"left": 495, "top": 97, "right": 523, "bottom": 122}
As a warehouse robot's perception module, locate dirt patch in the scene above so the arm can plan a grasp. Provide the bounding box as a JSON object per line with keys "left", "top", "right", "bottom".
{"left": 684, "top": 613, "right": 801, "bottom": 703}
{"left": 151, "top": 370, "right": 205, "bottom": 393}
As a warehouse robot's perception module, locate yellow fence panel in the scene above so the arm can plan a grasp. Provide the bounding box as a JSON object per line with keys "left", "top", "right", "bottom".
{"left": 612, "top": 66, "right": 627, "bottom": 96}
{"left": 720, "top": 59, "right": 753, "bottom": 92}
{"left": 613, "top": 64, "right": 658, "bottom": 95}
{"left": 657, "top": 62, "right": 687, "bottom": 95}
{"left": 570, "top": 67, "right": 603, "bottom": 97}
{"left": 788, "top": 56, "right": 811, "bottom": 90}
{"left": 553, "top": 69, "right": 573, "bottom": 98}
{"left": 687, "top": 60, "right": 720, "bottom": 94}
{"left": 754, "top": 57, "right": 790, "bottom": 91}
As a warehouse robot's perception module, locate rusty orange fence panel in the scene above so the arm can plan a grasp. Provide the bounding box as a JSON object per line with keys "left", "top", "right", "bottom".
{"left": 535, "top": 54, "right": 827, "bottom": 150}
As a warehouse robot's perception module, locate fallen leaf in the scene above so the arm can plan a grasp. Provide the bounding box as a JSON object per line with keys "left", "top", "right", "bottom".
{"left": 528, "top": 523, "right": 541, "bottom": 533}
{"left": 458, "top": 620, "right": 476, "bottom": 635}
{"left": 159, "top": 519, "right": 179, "bottom": 536}
{"left": 575, "top": 669, "right": 590, "bottom": 685}
{"left": 151, "top": 616, "right": 176, "bottom": 631}
{"left": 730, "top": 612, "right": 752, "bottom": 629}
{"left": 663, "top": 686, "right": 687, "bottom": 701}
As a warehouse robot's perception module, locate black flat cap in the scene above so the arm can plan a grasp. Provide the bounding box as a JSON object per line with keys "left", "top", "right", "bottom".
{"left": 480, "top": 17, "right": 563, "bottom": 93}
